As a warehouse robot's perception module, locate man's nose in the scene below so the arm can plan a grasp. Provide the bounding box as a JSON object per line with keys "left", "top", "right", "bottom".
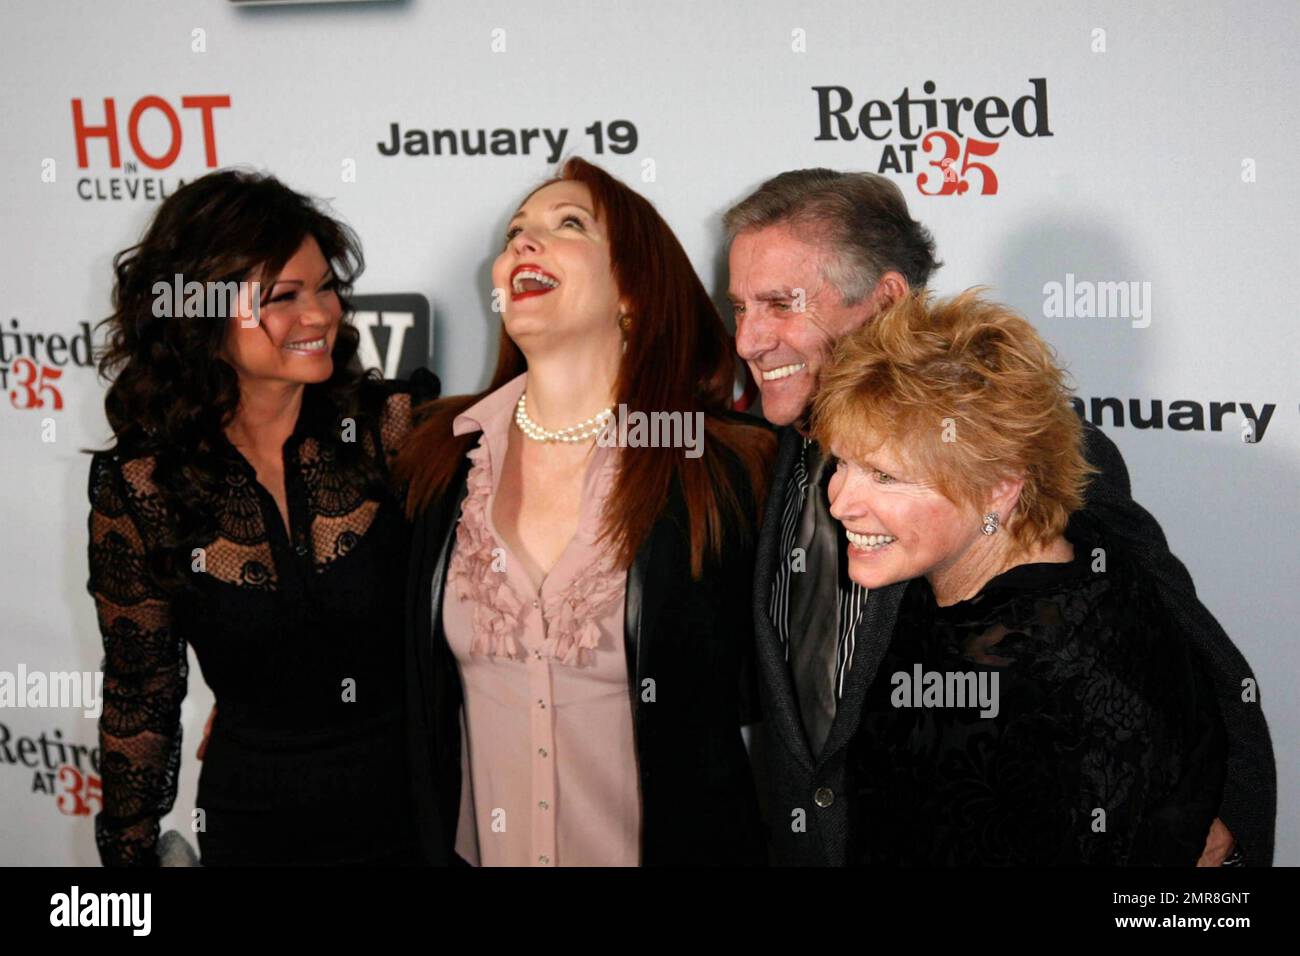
{"left": 734, "top": 310, "right": 772, "bottom": 360}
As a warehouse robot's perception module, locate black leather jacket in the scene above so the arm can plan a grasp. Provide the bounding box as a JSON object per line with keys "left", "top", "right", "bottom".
{"left": 403, "top": 447, "right": 767, "bottom": 866}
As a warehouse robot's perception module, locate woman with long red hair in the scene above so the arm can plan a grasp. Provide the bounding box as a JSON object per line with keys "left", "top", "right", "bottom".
{"left": 397, "top": 158, "right": 775, "bottom": 866}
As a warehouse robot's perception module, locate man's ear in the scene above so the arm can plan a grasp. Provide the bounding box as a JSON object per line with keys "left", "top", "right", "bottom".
{"left": 867, "top": 271, "right": 910, "bottom": 316}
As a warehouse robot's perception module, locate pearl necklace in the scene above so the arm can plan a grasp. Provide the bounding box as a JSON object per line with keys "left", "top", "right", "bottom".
{"left": 515, "top": 392, "right": 613, "bottom": 443}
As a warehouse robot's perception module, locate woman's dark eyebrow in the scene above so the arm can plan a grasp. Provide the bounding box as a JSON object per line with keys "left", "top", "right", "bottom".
{"left": 508, "top": 201, "right": 596, "bottom": 223}
{"left": 267, "top": 267, "right": 335, "bottom": 288}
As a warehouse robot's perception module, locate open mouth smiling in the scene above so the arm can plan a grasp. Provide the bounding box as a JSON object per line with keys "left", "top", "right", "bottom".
{"left": 283, "top": 335, "right": 328, "bottom": 354}
{"left": 510, "top": 263, "right": 561, "bottom": 300}
{"left": 845, "top": 528, "right": 898, "bottom": 552}
{"left": 760, "top": 362, "right": 806, "bottom": 381}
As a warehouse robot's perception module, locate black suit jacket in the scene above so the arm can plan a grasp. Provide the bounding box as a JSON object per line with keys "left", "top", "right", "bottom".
{"left": 752, "top": 421, "right": 1276, "bottom": 866}
{"left": 404, "top": 442, "right": 767, "bottom": 866}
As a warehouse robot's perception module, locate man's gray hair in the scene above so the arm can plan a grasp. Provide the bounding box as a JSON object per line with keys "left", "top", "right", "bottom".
{"left": 722, "top": 168, "right": 940, "bottom": 304}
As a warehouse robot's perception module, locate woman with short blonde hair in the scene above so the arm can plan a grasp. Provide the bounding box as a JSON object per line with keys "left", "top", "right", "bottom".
{"left": 812, "top": 288, "right": 1227, "bottom": 865}
{"left": 813, "top": 287, "right": 1092, "bottom": 554}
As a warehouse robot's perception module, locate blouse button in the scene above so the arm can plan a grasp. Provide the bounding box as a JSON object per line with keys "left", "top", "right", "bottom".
{"left": 814, "top": 787, "right": 834, "bottom": 808}
{"left": 538, "top": 747, "right": 548, "bottom": 758}
{"left": 537, "top": 698, "right": 546, "bottom": 709}
{"left": 532, "top": 599, "right": 540, "bottom": 609}
{"left": 294, "top": 543, "right": 308, "bottom": 557}
{"left": 538, "top": 800, "right": 549, "bottom": 810}
{"left": 538, "top": 855, "right": 550, "bottom": 865}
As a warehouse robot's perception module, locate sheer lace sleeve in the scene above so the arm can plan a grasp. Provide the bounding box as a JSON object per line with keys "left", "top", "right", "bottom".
{"left": 87, "top": 452, "right": 187, "bottom": 867}
{"left": 375, "top": 368, "right": 440, "bottom": 494}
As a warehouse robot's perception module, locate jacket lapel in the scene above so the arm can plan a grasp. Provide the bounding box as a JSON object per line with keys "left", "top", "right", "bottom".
{"left": 403, "top": 470, "right": 469, "bottom": 865}
{"left": 816, "top": 580, "right": 908, "bottom": 767}
{"left": 752, "top": 426, "right": 816, "bottom": 771}
{"left": 623, "top": 523, "right": 655, "bottom": 713}
{"left": 624, "top": 478, "right": 678, "bottom": 713}
{"left": 428, "top": 474, "right": 470, "bottom": 656}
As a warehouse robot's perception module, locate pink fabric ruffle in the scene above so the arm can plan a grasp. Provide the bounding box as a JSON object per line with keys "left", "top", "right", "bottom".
{"left": 447, "top": 441, "right": 622, "bottom": 667}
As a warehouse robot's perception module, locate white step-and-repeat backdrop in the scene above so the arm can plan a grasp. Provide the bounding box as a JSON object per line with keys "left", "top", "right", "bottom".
{"left": 0, "top": 0, "right": 1295, "bottom": 864}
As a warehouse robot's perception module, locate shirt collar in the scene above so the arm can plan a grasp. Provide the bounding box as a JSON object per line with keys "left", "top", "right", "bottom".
{"left": 453, "top": 373, "right": 529, "bottom": 482}
{"left": 452, "top": 373, "right": 619, "bottom": 542}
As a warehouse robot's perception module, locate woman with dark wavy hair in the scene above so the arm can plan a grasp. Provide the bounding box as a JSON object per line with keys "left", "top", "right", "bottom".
{"left": 87, "top": 168, "right": 438, "bottom": 865}
{"left": 397, "top": 157, "right": 776, "bottom": 866}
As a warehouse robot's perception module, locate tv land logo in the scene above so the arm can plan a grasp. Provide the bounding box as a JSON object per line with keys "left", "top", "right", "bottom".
{"left": 69, "top": 95, "right": 231, "bottom": 202}
{"left": 812, "top": 78, "right": 1053, "bottom": 196}
{"left": 0, "top": 720, "right": 103, "bottom": 817}
{"left": 1, "top": 318, "right": 94, "bottom": 412}
{"left": 350, "top": 293, "right": 433, "bottom": 379}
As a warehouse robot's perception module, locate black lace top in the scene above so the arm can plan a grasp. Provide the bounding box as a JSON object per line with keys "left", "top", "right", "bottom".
{"left": 86, "top": 371, "right": 438, "bottom": 866}
{"left": 848, "top": 514, "right": 1228, "bottom": 866}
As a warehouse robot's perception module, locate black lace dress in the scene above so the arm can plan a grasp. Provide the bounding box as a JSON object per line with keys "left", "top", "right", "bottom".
{"left": 86, "top": 372, "right": 438, "bottom": 866}
{"left": 848, "top": 514, "right": 1228, "bottom": 866}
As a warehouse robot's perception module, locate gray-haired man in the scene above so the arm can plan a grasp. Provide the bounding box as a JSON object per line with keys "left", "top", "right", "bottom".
{"left": 725, "top": 168, "right": 1274, "bottom": 866}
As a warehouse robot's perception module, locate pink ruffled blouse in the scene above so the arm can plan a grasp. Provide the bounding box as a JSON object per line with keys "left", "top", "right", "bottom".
{"left": 441, "top": 373, "right": 641, "bottom": 867}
